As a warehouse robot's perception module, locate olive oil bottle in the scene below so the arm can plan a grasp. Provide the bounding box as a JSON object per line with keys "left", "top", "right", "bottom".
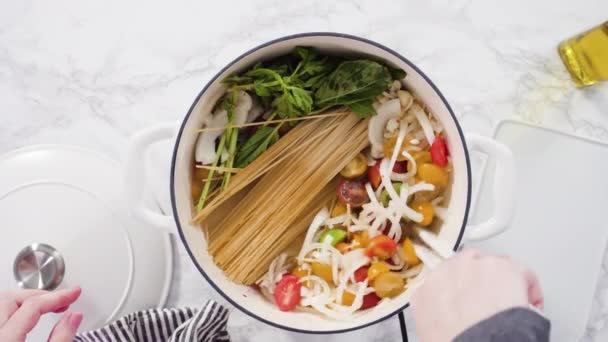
{"left": 558, "top": 21, "right": 608, "bottom": 87}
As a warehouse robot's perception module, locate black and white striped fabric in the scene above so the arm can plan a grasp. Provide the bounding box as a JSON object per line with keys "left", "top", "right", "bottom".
{"left": 74, "top": 301, "right": 230, "bottom": 342}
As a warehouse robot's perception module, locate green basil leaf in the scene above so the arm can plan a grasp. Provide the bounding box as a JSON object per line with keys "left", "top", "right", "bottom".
{"left": 388, "top": 66, "right": 407, "bottom": 80}
{"left": 253, "top": 81, "right": 271, "bottom": 97}
{"left": 288, "top": 87, "right": 313, "bottom": 114}
{"left": 314, "top": 60, "right": 392, "bottom": 107}
{"left": 348, "top": 100, "right": 377, "bottom": 118}
{"left": 234, "top": 126, "right": 278, "bottom": 168}
{"left": 272, "top": 92, "right": 296, "bottom": 119}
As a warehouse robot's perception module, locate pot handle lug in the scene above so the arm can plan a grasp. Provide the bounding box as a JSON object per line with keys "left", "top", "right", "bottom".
{"left": 464, "top": 133, "right": 516, "bottom": 241}
{"left": 125, "top": 122, "right": 179, "bottom": 233}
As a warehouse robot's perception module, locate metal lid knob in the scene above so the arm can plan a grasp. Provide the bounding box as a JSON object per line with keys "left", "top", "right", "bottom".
{"left": 13, "top": 244, "right": 65, "bottom": 290}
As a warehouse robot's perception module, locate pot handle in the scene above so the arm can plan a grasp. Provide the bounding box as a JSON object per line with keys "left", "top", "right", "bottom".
{"left": 464, "top": 133, "right": 516, "bottom": 241}
{"left": 125, "top": 122, "right": 179, "bottom": 233}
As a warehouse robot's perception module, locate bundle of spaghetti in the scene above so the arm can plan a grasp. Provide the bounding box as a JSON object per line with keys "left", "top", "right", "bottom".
{"left": 193, "top": 111, "right": 347, "bottom": 227}
{"left": 208, "top": 113, "right": 369, "bottom": 284}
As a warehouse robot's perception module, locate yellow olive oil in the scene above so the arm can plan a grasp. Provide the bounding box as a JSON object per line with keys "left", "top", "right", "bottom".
{"left": 558, "top": 21, "right": 608, "bottom": 87}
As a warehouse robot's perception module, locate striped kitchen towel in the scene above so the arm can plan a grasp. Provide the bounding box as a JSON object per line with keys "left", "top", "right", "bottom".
{"left": 74, "top": 301, "right": 230, "bottom": 342}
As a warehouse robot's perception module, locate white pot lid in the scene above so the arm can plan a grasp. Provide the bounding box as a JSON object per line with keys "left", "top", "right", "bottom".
{"left": 0, "top": 145, "right": 173, "bottom": 340}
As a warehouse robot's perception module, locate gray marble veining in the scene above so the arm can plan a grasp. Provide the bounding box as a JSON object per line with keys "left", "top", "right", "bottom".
{"left": 1, "top": 0, "right": 607, "bottom": 341}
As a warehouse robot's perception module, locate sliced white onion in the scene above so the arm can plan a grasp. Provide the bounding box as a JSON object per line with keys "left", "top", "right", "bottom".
{"left": 401, "top": 264, "right": 424, "bottom": 278}
{"left": 410, "top": 103, "right": 435, "bottom": 145}
{"left": 380, "top": 159, "right": 423, "bottom": 222}
{"left": 391, "top": 150, "right": 416, "bottom": 182}
{"left": 368, "top": 99, "right": 401, "bottom": 157}
{"left": 298, "top": 208, "right": 329, "bottom": 262}
{"left": 325, "top": 214, "right": 350, "bottom": 227}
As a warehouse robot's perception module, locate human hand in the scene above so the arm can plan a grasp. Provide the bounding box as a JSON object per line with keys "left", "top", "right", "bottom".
{"left": 0, "top": 287, "right": 82, "bottom": 342}
{"left": 411, "top": 249, "right": 543, "bottom": 342}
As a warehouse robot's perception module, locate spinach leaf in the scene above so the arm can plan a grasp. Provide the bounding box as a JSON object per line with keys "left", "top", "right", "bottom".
{"left": 313, "top": 60, "right": 393, "bottom": 117}
{"left": 234, "top": 126, "right": 279, "bottom": 168}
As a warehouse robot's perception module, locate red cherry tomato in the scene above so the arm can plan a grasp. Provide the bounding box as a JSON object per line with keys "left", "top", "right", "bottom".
{"left": 381, "top": 222, "right": 392, "bottom": 236}
{"left": 360, "top": 292, "right": 382, "bottom": 310}
{"left": 353, "top": 266, "right": 369, "bottom": 283}
{"left": 365, "top": 234, "right": 398, "bottom": 259}
{"left": 392, "top": 161, "right": 407, "bottom": 174}
{"left": 368, "top": 160, "right": 382, "bottom": 188}
{"left": 368, "top": 159, "right": 408, "bottom": 188}
{"left": 337, "top": 178, "right": 369, "bottom": 208}
{"left": 274, "top": 274, "right": 302, "bottom": 312}
{"left": 430, "top": 136, "right": 449, "bottom": 167}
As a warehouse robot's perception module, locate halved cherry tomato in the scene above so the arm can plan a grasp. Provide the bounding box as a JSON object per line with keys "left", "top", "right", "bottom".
{"left": 368, "top": 160, "right": 407, "bottom": 188}
{"left": 417, "top": 163, "right": 449, "bottom": 188}
{"left": 311, "top": 262, "right": 334, "bottom": 283}
{"left": 401, "top": 239, "right": 420, "bottom": 266}
{"left": 291, "top": 266, "right": 309, "bottom": 279}
{"left": 360, "top": 292, "right": 382, "bottom": 310}
{"left": 368, "top": 160, "right": 382, "bottom": 188}
{"left": 392, "top": 161, "right": 407, "bottom": 173}
{"left": 430, "top": 136, "right": 449, "bottom": 167}
{"left": 336, "top": 242, "right": 351, "bottom": 254}
{"left": 365, "top": 235, "right": 398, "bottom": 259}
{"left": 336, "top": 178, "right": 369, "bottom": 208}
{"left": 341, "top": 291, "right": 356, "bottom": 306}
{"left": 353, "top": 266, "right": 369, "bottom": 283}
{"left": 407, "top": 151, "right": 432, "bottom": 172}
{"left": 331, "top": 201, "right": 347, "bottom": 217}
{"left": 374, "top": 272, "right": 405, "bottom": 298}
{"left": 411, "top": 201, "right": 434, "bottom": 226}
{"left": 367, "top": 262, "right": 390, "bottom": 282}
{"left": 274, "top": 274, "right": 302, "bottom": 312}
{"left": 340, "top": 153, "right": 368, "bottom": 179}
{"left": 352, "top": 231, "right": 370, "bottom": 249}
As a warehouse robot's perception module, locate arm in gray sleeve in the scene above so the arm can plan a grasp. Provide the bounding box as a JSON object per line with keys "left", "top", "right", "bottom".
{"left": 453, "top": 307, "right": 550, "bottom": 342}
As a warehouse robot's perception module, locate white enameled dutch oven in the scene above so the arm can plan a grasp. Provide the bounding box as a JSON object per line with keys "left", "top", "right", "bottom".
{"left": 125, "top": 33, "right": 516, "bottom": 334}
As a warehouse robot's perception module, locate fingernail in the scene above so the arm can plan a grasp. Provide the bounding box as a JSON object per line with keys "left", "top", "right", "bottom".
{"left": 68, "top": 312, "right": 83, "bottom": 330}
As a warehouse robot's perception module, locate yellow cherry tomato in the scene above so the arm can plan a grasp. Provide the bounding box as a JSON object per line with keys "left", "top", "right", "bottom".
{"left": 340, "top": 153, "right": 368, "bottom": 179}
{"left": 352, "top": 231, "right": 370, "bottom": 249}
{"left": 374, "top": 272, "right": 405, "bottom": 298}
{"left": 292, "top": 266, "right": 309, "bottom": 279}
{"left": 311, "top": 262, "right": 334, "bottom": 283}
{"left": 341, "top": 291, "right": 356, "bottom": 306}
{"left": 407, "top": 151, "right": 432, "bottom": 172}
{"left": 336, "top": 242, "right": 351, "bottom": 254}
{"left": 401, "top": 238, "right": 421, "bottom": 266}
{"left": 411, "top": 201, "right": 434, "bottom": 226}
{"left": 367, "top": 262, "right": 390, "bottom": 282}
{"left": 417, "top": 163, "right": 449, "bottom": 188}
{"left": 383, "top": 135, "right": 420, "bottom": 161}
{"left": 331, "top": 201, "right": 347, "bottom": 217}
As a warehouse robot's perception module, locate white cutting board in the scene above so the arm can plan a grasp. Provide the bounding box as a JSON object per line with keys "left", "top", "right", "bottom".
{"left": 470, "top": 120, "right": 608, "bottom": 342}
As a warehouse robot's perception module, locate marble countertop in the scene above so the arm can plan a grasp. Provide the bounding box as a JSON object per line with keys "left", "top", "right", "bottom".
{"left": 2, "top": 0, "right": 608, "bottom": 341}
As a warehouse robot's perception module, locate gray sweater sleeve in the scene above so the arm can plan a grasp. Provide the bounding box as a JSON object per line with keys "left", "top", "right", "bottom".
{"left": 453, "top": 307, "right": 550, "bottom": 342}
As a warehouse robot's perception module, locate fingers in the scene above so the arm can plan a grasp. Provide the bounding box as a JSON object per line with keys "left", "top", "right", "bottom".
{"left": 48, "top": 312, "right": 83, "bottom": 342}
{"left": 478, "top": 255, "right": 544, "bottom": 309}
{"left": 0, "top": 299, "right": 19, "bottom": 327}
{"left": 522, "top": 268, "right": 544, "bottom": 309}
{"left": 0, "top": 290, "right": 47, "bottom": 327}
{"left": 2, "top": 287, "right": 81, "bottom": 340}
{"left": 0, "top": 290, "right": 47, "bottom": 304}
